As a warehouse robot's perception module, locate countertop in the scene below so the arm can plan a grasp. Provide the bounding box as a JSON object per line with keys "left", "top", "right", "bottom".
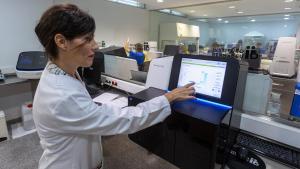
{"left": 0, "top": 75, "right": 28, "bottom": 86}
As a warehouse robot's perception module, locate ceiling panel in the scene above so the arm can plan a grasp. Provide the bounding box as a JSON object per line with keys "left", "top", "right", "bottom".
{"left": 138, "top": 0, "right": 238, "bottom": 10}
{"left": 201, "top": 13, "right": 300, "bottom": 23}
{"left": 139, "top": 0, "right": 300, "bottom": 21}
{"left": 175, "top": 0, "right": 300, "bottom": 18}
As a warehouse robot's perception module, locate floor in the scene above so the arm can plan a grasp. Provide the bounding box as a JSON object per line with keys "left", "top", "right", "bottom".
{"left": 0, "top": 128, "right": 293, "bottom": 169}
{"left": 0, "top": 133, "right": 181, "bottom": 169}
{"left": 102, "top": 135, "right": 179, "bottom": 169}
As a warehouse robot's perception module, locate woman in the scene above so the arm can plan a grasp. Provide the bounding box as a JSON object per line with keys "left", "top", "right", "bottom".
{"left": 128, "top": 43, "right": 145, "bottom": 71}
{"left": 33, "top": 4, "right": 195, "bottom": 169}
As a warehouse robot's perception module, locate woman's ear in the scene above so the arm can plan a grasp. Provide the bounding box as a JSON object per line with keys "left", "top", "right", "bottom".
{"left": 54, "top": 34, "right": 68, "bottom": 50}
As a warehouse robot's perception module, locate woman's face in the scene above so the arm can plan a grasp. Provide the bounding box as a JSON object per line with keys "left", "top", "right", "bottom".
{"left": 65, "top": 34, "right": 98, "bottom": 68}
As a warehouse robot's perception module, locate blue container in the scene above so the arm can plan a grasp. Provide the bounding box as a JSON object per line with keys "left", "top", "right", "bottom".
{"left": 290, "top": 82, "right": 300, "bottom": 118}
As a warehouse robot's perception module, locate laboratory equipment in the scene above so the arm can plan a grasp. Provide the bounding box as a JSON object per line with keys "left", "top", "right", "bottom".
{"left": 99, "top": 46, "right": 127, "bottom": 58}
{"left": 270, "top": 37, "right": 297, "bottom": 78}
{"left": 78, "top": 51, "right": 105, "bottom": 85}
{"left": 0, "top": 69, "right": 4, "bottom": 81}
{"left": 159, "top": 23, "right": 200, "bottom": 54}
{"left": 16, "top": 51, "right": 47, "bottom": 79}
{"left": 163, "top": 45, "right": 179, "bottom": 56}
{"left": 129, "top": 54, "right": 240, "bottom": 169}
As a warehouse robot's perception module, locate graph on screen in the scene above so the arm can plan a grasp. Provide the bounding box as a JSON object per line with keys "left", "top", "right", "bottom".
{"left": 178, "top": 58, "right": 227, "bottom": 98}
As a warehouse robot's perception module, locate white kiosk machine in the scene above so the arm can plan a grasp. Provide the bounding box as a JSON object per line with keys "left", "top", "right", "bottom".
{"left": 270, "top": 37, "right": 297, "bottom": 77}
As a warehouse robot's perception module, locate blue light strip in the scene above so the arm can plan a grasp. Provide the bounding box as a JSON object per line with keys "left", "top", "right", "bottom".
{"left": 195, "top": 98, "right": 232, "bottom": 110}
{"left": 166, "top": 90, "right": 232, "bottom": 110}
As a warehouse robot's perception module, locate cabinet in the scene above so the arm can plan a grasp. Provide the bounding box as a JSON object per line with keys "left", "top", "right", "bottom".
{"left": 271, "top": 76, "right": 296, "bottom": 115}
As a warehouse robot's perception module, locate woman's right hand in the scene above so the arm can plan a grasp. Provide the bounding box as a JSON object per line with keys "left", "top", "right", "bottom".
{"left": 164, "top": 82, "right": 196, "bottom": 103}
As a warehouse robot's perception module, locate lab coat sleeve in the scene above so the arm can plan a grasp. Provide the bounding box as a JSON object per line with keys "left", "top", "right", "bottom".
{"left": 52, "top": 92, "right": 171, "bottom": 135}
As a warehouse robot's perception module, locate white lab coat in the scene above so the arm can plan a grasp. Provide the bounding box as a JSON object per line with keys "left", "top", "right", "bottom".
{"left": 32, "top": 68, "right": 171, "bottom": 169}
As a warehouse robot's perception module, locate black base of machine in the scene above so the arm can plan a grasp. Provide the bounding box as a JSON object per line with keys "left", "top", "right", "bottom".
{"left": 128, "top": 87, "right": 229, "bottom": 169}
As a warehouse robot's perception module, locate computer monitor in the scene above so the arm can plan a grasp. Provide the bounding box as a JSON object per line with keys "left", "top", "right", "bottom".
{"left": 78, "top": 51, "right": 105, "bottom": 85}
{"left": 178, "top": 58, "right": 227, "bottom": 99}
{"left": 163, "top": 45, "right": 179, "bottom": 56}
{"left": 16, "top": 51, "right": 47, "bottom": 71}
{"left": 104, "top": 54, "right": 138, "bottom": 81}
{"left": 99, "top": 46, "right": 127, "bottom": 58}
{"left": 169, "top": 54, "right": 240, "bottom": 106}
{"left": 131, "top": 70, "right": 147, "bottom": 83}
{"left": 188, "top": 44, "right": 197, "bottom": 53}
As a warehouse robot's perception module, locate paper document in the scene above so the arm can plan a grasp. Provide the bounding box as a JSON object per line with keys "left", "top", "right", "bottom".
{"left": 93, "top": 92, "right": 119, "bottom": 104}
{"left": 108, "top": 97, "right": 128, "bottom": 108}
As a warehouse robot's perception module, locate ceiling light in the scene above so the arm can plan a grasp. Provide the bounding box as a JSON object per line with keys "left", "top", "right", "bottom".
{"left": 284, "top": 17, "right": 290, "bottom": 20}
{"left": 284, "top": 0, "right": 293, "bottom": 2}
{"left": 157, "top": 0, "right": 164, "bottom": 3}
{"left": 198, "top": 19, "right": 207, "bottom": 22}
{"left": 251, "top": 19, "right": 256, "bottom": 22}
{"left": 218, "top": 18, "right": 223, "bottom": 21}
{"left": 189, "top": 10, "right": 195, "bottom": 13}
{"left": 229, "top": 6, "right": 235, "bottom": 9}
{"left": 284, "top": 25, "right": 288, "bottom": 27}
{"left": 284, "top": 7, "right": 292, "bottom": 10}
{"left": 237, "top": 11, "right": 244, "bottom": 14}
{"left": 285, "top": 14, "right": 290, "bottom": 16}
{"left": 224, "top": 20, "right": 229, "bottom": 23}
{"left": 203, "top": 14, "right": 208, "bottom": 16}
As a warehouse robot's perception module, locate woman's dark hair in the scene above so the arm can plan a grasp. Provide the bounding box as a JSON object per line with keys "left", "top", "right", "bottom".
{"left": 135, "top": 43, "right": 143, "bottom": 52}
{"left": 35, "top": 4, "right": 95, "bottom": 60}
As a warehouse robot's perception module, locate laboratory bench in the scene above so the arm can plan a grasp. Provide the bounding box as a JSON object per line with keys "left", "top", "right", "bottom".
{"left": 0, "top": 75, "right": 38, "bottom": 121}
{"left": 0, "top": 74, "right": 28, "bottom": 86}
{"left": 0, "top": 75, "right": 300, "bottom": 169}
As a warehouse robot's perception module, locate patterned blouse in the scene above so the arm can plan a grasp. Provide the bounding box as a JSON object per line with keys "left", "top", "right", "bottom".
{"left": 46, "top": 61, "right": 83, "bottom": 82}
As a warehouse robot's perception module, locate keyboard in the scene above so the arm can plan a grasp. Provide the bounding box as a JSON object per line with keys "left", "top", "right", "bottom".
{"left": 236, "top": 132, "right": 300, "bottom": 168}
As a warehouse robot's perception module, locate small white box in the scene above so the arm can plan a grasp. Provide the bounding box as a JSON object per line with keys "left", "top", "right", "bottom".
{"left": 21, "top": 102, "right": 35, "bottom": 131}
{"left": 0, "top": 111, "right": 9, "bottom": 140}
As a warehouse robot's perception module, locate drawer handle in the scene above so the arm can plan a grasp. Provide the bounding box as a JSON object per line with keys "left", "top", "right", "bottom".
{"left": 272, "top": 83, "right": 284, "bottom": 87}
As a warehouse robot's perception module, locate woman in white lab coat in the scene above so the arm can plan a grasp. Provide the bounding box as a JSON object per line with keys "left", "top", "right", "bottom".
{"left": 33, "top": 4, "right": 195, "bottom": 169}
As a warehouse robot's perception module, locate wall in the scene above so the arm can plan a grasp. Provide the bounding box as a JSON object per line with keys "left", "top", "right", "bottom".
{"left": 208, "top": 19, "right": 300, "bottom": 45}
{"left": 0, "top": 0, "right": 53, "bottom": 72}
{"left": 149, "top": 11, "right": 210, "bottom": 46}
{"left": 54, "top": 0, "right": 149, "bottom": 46}
{"left": 0, "top": 0, "right": 150, "bottom": 71}
{"left": 297, "top": 24, "right": 300, "bottom": 48}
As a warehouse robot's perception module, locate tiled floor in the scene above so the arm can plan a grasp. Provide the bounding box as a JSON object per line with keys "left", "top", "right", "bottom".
{"left": 0, "top": 133, "right": 223, "bottom": 169}
{"left": 102, "top": 135, "right": 179, "bottom": 169}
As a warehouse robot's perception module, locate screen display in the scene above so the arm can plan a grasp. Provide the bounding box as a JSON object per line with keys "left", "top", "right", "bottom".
{"left": 178, "top": 58, "right": 227, "bottom": 98}
{"left": 16, "top": 52, "right": 48, "bottom": 70}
